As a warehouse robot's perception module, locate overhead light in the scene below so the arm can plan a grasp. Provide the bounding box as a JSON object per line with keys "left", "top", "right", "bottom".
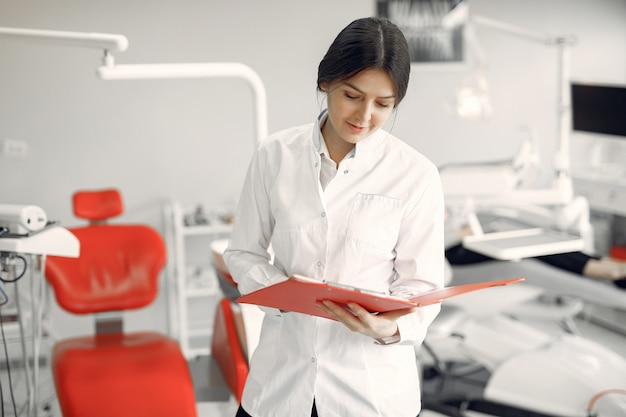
{"left": 454, "top": 70, "right": 492, "bottom": 120}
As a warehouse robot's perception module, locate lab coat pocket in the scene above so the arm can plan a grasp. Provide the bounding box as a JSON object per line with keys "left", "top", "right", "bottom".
{"left": 346, "top": 193, "right": 402, "bottom": 251}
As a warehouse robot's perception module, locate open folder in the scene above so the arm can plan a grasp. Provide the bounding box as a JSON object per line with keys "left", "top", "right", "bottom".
{"left": 236, "top": 274, "right": 525, "bottom": 321}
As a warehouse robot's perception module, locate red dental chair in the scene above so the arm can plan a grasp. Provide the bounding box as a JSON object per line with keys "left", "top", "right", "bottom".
{"left": 45, "top": 189, "right": 197, "bottom": 417}
{"left": 211, "top": 297, "right": 249, "bottom": 403}
{"left": 209, "top": 240, "right": 249, "bottom": 402}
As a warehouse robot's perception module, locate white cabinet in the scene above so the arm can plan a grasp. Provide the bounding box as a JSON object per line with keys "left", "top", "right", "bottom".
{"left": 163, "top": 200, "right": 233, "bottom": 359}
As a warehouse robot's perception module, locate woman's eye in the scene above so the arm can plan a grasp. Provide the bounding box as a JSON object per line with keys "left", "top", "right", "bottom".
{"left": 344, "top": 92, "right": 358, "bottom": 100}
{"left": 378, "top": 102, "right": 391, "bottom": 109}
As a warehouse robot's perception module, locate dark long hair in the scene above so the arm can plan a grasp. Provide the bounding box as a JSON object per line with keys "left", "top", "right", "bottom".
{"left": 317, "top": 17, "right": 411, "bottom": 106}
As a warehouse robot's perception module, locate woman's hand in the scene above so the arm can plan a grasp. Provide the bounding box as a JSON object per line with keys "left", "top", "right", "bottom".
{"left": 315, "top": 300, "right": 415, "bottom": 340}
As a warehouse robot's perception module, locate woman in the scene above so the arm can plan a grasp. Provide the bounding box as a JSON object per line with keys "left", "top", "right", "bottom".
{"left": 224, "top": 16, "right": 445, "bottom": 417}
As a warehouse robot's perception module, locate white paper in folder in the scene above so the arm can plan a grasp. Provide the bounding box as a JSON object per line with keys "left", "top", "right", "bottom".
{"left": 0, "top": 204, "right": 48, "bottom": 235}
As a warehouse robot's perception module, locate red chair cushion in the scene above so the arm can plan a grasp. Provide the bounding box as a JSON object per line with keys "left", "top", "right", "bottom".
{"left": 53, "top": 332, "right": 197, "bottom": 417}
{"left": 73, "top": 188, "right": 124, "bottom": 221}
{"left": 45, "top": 225, "right": 166, "bottom": 314}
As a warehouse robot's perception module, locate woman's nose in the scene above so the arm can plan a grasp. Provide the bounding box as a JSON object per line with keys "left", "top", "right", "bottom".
{"left": 356, "top": 101, "right": 373, "bottom": 123}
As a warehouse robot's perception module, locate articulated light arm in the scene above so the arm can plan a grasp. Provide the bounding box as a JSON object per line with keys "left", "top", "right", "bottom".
{"left": 97, "top": 63, "right": 268, "bottom": 143}
{"left": 471, "top": 15, "right": 572, "bottom": 45}
{"left": 0, "top": 26, "right": 128, "bottom": 52}
{"left": 0, "top": 26, "right": 268, "bottom": 144}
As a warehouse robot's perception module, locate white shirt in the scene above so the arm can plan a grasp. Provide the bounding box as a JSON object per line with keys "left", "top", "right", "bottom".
{"left": 224, "top": 111, "right": 445, "bottom": 417}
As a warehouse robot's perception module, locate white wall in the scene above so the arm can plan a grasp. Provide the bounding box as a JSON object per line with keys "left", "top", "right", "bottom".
{"left": 1, "top": 0, "right": 625, "bottom": 337}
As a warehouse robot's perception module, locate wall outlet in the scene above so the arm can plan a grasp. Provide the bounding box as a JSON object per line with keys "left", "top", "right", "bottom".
{"left": 2, "top": 138, "right": 28, "bottom": 159}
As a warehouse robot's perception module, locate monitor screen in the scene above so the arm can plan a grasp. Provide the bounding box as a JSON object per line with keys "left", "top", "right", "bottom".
{"left": 571, "top": 82, "right": 626, "bottom": 137}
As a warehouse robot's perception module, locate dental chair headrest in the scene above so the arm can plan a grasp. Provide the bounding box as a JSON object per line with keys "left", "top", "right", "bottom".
{"left": 73, "top": 188, "right": 123, "bottom": 221}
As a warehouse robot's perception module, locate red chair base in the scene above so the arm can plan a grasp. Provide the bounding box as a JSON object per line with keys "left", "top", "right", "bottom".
{"left": 52, "top": 331, "right": 197, "bottom": 417}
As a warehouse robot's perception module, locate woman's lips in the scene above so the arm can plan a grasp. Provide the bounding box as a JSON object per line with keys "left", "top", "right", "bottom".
{"left": 348, "top": 122, "right": 366, "bottom": 133}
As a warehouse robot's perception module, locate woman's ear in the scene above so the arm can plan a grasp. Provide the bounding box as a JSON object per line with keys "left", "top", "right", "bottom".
{"left": 319, "top": 81, "right": 329, "bottom": 92}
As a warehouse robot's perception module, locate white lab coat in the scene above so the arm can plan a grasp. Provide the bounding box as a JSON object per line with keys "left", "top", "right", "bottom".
{"left": 224, "top": 111, "right": 445, "bottom": 417}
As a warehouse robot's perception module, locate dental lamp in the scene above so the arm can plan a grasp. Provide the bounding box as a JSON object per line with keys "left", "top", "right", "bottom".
{"left": 440, "top": 6, "right": 590, "bottom": 259}
{"left": 0, "top": 26, "right": 268, "bottom": 144}
{"left": 466, "top": 14, "right": 576, "bottom": 181}
{"left": 441, "top": 5, "right": 578, "bottom": 207}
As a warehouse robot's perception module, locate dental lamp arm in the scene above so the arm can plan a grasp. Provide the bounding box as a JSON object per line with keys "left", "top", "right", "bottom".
{"left": 0, "top": 26, "right": 268, "bottom": 146}
{"left": 0, "top": 27, "right": 128, "bottom": 52}
{"left": 97, "top": 63, "right": 268, "bottom": 144}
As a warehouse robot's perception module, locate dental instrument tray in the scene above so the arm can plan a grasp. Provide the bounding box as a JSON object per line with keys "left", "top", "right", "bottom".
{"left": 462, "top": 227, "right": 585, "bottom": 261}
{"left": 236, "top": 274, "right": 524, "bottom": 321}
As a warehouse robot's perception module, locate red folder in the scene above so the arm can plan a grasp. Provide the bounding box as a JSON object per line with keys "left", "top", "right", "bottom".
{"left": 236, "top": 274, "right": 525, "bottom": 321}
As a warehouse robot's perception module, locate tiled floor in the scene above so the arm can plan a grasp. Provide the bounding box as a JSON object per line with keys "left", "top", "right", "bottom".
{"left": 197, "top": 401, "right": 239, "bottom": 417}
{"left": 190, "top": 354, "right": 239, "bottom": 417}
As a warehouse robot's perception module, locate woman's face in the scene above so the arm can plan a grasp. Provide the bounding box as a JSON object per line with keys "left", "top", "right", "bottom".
{"left": 321, "top": 68, "right": 396, "bottom": 147}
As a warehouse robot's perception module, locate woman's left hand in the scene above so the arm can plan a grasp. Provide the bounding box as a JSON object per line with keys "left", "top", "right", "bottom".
{"left": 315, "top": 300, "right": 415, "bottom": 340}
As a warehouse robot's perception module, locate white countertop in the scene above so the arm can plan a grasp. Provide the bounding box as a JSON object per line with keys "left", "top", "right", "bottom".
{"left": 0, "top": 226, "right": 79, "bottom": 257}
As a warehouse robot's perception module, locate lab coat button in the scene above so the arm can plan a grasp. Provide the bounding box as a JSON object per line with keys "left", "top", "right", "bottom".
{"left": 343, "top": 170, "right": 349, "bottom": 174}
{"left": 321, "top": 211, "right": 326, "bottom": 217}
{"left": 311, "top": 357, "right": 317, "bottom": 363}
{"left": 316, "top": 261, "right": 322, "bottom": 267}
